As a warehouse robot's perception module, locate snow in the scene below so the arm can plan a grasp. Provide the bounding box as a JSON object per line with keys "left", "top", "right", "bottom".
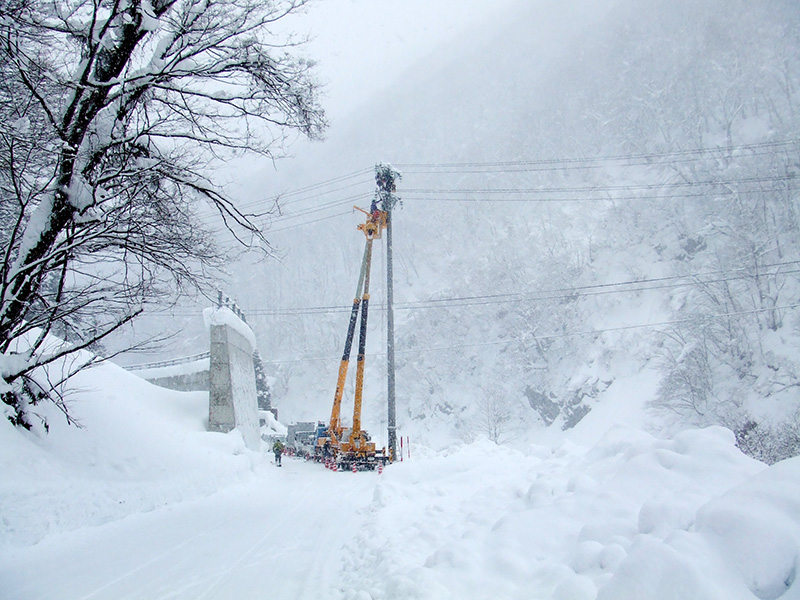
{"left": 260, "top": 408, "right": 286, "bottom": 436}
{"left": 3, "top": 0, "right": 797, "bottom": 595}
{"left": 203, "top": 306, "right": 257, "bottom": 351}
{"left": 138, "top": 0, "right": 162, "bottom": 33}
{"left": 10, "top": 116, "right": 30, "bottom": 134}
{"left": 131, "top": 355, "right": 209, "bottom": 380}
{"left": 346, "top": 429, "right": 773, "bottom": 599}
{"left": 2, "top": 361, "right": 798, "bottom": 599}
{"left": 7, "top": 192, "right": 55, "bottom": 284}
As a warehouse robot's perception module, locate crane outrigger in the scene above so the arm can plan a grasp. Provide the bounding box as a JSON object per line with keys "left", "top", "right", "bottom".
{"left": 313, "top": 203, "right": 390, "bottom": 470}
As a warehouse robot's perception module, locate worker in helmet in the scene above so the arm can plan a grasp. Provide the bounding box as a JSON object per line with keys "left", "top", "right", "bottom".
{"left": 273, "top": 439, "right": 285, "bottom": 466}
{"left": 369, "top": 198, "right": 384, "bottom": 225}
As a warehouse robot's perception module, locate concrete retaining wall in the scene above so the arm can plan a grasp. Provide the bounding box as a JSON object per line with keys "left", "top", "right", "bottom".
{"left": 208, "top": 319, "right": 260, "bottom": 450}
{"left": 146, "top": 370, "right": 210, "bottom": 392}
{"left": 134, "top": 356, "right": 210, "bottom": 392}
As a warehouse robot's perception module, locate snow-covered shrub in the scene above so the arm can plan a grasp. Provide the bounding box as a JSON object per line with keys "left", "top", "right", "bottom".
{"left": 651, "top": 327, "right": 716, "bottom": 425}
{"left": 733, "top": 416, "right": 800, "bottom": 465}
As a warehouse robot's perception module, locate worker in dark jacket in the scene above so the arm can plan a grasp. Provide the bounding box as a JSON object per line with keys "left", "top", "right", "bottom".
{"left": 273, "top": 440, "right": 285, "bottom": 466}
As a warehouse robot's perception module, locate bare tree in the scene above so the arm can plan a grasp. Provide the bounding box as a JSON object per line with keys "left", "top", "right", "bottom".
{"left": 477, "top": 393, "right": 513, "bottom": 444}
{"left": 650, "top": 326, "right": 716, "bottom": 426}
{"left": 0, "top": 0, "right": 326, "bottom": 428}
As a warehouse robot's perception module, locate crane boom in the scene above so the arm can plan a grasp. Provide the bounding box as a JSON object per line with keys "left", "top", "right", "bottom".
{"left": 314, "top": 204, "right": 389, "bottom": 470}
{"left": 352, "top": 238, "right": 373, "bottom": 436}
{"left": 329, "top": 243, "right": 369, "bottom": 437}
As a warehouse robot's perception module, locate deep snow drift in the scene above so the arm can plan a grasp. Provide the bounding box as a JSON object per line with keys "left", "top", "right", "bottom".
{"left": 2, "top": 362, "right": 799, "bottom": 599}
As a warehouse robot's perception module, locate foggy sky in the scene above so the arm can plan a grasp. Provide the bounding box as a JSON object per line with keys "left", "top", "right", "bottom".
{"left": 286, "top": 0, "right": 520, "bottom": 122}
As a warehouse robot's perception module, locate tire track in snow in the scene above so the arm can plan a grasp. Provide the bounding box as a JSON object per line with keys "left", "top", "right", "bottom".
{"left": 196, "top": 477, "right": 317, "bottom": 600}
{"left": 77, "top": 504, "right": 242, "bottom": 600}
{"left": 2, "top": 459, "right": 379, "bottom": 600}
{"left": 197, "top": 462, "right": 378, "bottom": 600}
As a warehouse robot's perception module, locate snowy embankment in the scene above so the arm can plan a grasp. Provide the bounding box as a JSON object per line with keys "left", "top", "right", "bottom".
{"left": 0, "top": 361, "right": 262, "bottom": 547}
{"left": 352, "top": 432, "right": 799, "bottom": 600}
{"left": 2, "top": 361, "right": 799, "bottom": 599}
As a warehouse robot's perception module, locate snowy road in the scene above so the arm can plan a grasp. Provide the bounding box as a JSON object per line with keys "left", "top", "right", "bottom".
{"left": 4, "top": 427, "right": 800, "bottom": 600}
{"left": 2, "top": 458, "right": 377, "bottom": 600}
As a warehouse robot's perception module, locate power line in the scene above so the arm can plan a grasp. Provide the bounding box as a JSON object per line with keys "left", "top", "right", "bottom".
{"left": 390, "top": 268, "right": 800, "bottom": 312}
{"left": 215, "top": 183, "right": 795, "bottom": 249}
{"left": 402, "top": 174, "right": 796, "bottom": 195}
{"left": 266, "top": 210, "right": 353, "bottom": 233}
{"left": 152, "top": 260, "right": 800, "bottom": 318}
{"left": 212, "top": 142, "right": 799, "bottom": 236}
{"left": 245, "top": 178, "right": 797, "bottom": 239}
{"left": 394, "top": 302, "right": 800, "bottom": 355}
{"left": 394, "top": 139, "right": 799, "bottom": 170}
{"left": 257, "top": 302, "right": 800, "bottom": 364}
{"left": 216, "top": 179, "right": 796, "bottom": 245}
{"left": 213, "top": 197, "right": 367, "bottom": 249}
{"left": 267, "top": 168, "right": 372, "bottom": 201}
{"left": 399, "top": 186, "right": 798, "bottom": 203}
{"left": 276, "top": 170, "right": 372, "bottom": 200}
{"left": 237, "top": 169, "right": 373, "bottom": 212}
{"left": 226, "top": 139, "right": 798, "bottom": 220}
{"left": 265, "top": 193, "right": 370, "bottom": 223}
{"left": 242, "top": 177, "right": 374, "bottom": 212}
{"left": 397, "top": 148, "right": 793, "bottom": 175}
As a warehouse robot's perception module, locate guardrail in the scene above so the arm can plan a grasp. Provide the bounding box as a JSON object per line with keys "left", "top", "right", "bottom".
{"left": 126, "top": 290, "right": 245, "bottom": 372}
{"left": 217, "top": 291, "right": 249, "bottom": 323}
{"left": 126, "top": 351, "right": 211, "bottom": 371}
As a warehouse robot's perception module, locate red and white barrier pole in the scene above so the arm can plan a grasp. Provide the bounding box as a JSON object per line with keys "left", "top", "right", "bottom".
{"left": 400, "top": 436, "right": 404, "bottom": 462}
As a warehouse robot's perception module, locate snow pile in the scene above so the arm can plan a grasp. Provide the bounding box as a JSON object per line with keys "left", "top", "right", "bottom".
{"left": 345, "top": 428, "right": 799, "bottom": 600}
{"left": 260, "top": 408, "right": 287, "bottom": 436}
{"left": 0, "top": 360, "right": 266, "bottom": 546}
{"left": 3, "top": 361, "right": 799, "bottom": 600}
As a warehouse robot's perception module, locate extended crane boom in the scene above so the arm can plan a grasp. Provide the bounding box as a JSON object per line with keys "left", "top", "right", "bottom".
{"left": 314, "top": 204, "right": 389, "bottom": 470}
{"left": 352, "top": 237, "right": 372, "bottom": 438}
{"left": 328, "top": 244, "right": 369, "bottom": 439}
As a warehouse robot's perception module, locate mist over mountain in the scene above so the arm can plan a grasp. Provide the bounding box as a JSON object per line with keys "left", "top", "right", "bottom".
{"left": 128, "top": 0, "right": 800, "bottom": 455}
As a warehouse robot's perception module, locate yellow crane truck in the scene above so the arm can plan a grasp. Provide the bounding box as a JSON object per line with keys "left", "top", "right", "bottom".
{"left": 313, "top": 203, "right": 390, "bottom": 471}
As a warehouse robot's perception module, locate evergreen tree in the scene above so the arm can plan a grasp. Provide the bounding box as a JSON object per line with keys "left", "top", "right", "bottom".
{"left": 253, "top": 350, "right": 272, "bottom": 412}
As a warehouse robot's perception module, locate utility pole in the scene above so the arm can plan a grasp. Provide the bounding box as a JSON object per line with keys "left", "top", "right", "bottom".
{"left": 375, "top": 163, "right": 401, "bottom": 461}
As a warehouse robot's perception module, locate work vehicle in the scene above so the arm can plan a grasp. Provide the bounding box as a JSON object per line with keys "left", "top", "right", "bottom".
{"left": 313, "top": 203, "right": 390, "bottom": 471}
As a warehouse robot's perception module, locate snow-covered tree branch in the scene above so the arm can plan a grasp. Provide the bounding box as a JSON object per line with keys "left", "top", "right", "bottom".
{"left": 0, "top": 0, "right": 325, "bottom": 427}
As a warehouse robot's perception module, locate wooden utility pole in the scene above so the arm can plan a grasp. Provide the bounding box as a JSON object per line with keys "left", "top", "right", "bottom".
{"left": 375, "top": 163, "right": 401, "bottom": 461}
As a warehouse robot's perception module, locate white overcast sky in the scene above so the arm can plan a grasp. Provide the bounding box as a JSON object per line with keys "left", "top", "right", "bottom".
{"left": 285, "top": 0, "right": 520, "bottom": 121}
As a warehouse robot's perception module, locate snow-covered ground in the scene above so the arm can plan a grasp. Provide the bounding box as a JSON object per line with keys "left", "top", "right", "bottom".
{"left": 2, "top": 362, "right": 799, "bottom": 599}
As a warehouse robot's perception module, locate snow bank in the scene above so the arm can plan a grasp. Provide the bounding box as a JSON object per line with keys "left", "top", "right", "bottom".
{"left": 343, "top": 427, "right": 795, "bottom": 600}
{"left": 3, "top": 360, "right": 798, "bottom": 600}
{"left": 260, "top": 409, "right": 287, "bottom": 436}
{"left": 601, "top": 455, "right": 800, "bottom": 600}
{"left": 0, "top": 360, "right": 267, "bottom": 547}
